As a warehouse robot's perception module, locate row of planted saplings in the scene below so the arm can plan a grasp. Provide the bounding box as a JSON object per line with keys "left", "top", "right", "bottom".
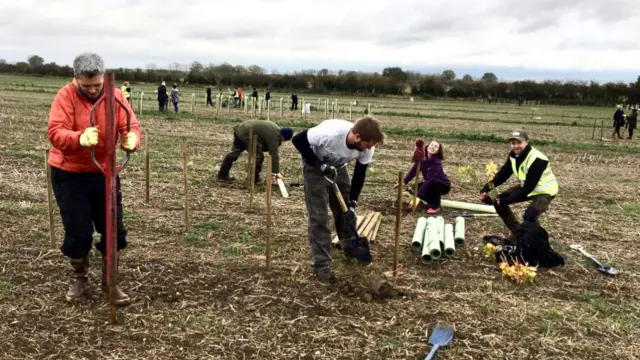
{"left": 411, "top": 216, "right": 465, "bottom": 263}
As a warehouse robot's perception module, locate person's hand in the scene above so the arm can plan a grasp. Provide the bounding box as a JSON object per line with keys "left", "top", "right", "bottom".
{"left": 320, "top": 164, "right": 337, "bottom": 179}
{"left": 348, "top": 200, "right": 357, "bottom": 213}
{"left": 121, "top": 132, "right": 138, "bottom": 151}
{"left": 341, "top": 207, "right": 356, "bottom": 225}
{"left": 392, "top": 183, "right": 399, "bottom": 189}
{"left": 275, "top": 173, "right": 284, "bottom": 181}
{"left": 79, "top": 127, "right": 99, "bottom": 147}
{"left": 480, "top": 193, "right": 487, "bottom": 201}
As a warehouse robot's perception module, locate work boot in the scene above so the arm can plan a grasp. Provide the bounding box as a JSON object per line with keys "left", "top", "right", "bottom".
{"left": 217, "top": 174, "right": 235, "bottom": 183}
{"left": 101, "top": 254, "right": 131, "bottom": 307}
{"left": 65, "top": 256, "right": 89, "bottom": 303}
{"left": 313, "top": 268, "right": 336, "bottom": 283}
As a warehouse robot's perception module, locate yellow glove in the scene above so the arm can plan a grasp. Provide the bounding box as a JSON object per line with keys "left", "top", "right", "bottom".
{"left": 79, "top": 127, "right": 99, "bottom": 147}
{"left": 275, "top": 173, "right": 284, "bottom": 180}
{"left": 121, "top": 132, "right": 137, "bottom": 151}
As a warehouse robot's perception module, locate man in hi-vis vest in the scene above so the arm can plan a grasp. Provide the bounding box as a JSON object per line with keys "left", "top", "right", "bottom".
{"left": 480, "top": 130, "right": 558, "bottom": 234}
{"left": 121, "top": 81, "right": 131, "bottom": 103}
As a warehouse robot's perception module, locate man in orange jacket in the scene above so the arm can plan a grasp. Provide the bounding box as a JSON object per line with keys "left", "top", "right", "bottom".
{"left": 47, "top": 52, "right": 142, "bottom": 306}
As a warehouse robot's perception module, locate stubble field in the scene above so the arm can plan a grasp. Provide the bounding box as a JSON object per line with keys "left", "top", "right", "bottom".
{"left": 1, "top": 74, "right": 640, "bottom": 359}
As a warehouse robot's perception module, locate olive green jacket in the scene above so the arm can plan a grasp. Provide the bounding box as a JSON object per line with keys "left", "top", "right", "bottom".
{"left": 234, "top": 120, "right": 283, "bottom": 173}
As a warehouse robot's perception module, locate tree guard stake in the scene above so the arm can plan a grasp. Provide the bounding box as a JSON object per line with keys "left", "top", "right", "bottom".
{"left": 88, "top": 72, "right": 132, "bottom": 325}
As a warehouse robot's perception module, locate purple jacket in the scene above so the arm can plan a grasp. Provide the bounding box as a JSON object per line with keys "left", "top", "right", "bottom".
{"left": 403, "top": 155, "right": 450, "bottom": 192}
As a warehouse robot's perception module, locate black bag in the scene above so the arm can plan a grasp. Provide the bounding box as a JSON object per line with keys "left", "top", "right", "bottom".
{"left": 488, "top": 222, "right": 565, "bottom": 268}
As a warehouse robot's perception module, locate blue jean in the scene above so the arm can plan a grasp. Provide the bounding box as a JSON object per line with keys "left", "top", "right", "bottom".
{"left": 173, "top": 102, "right": 178, "bottom": 113}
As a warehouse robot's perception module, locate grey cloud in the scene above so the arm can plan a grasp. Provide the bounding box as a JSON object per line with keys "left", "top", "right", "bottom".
{"left": 492, "top": 0, "right": 640, "bottom": 24}
{"left": 372, "top": 15, "right": 487, "bottom": 48}
{"left": 183, "top": 28, "right": 262, "bottom": 41}
{"left": 513, "top": 16, "right": 559, "bottom": 34}
{"left": 556, "top": 39, "right": 640, "bottom": 52}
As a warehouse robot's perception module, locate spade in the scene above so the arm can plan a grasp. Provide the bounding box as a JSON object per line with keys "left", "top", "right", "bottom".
{"left": 424, "top": 323, "right": 454, "bottom": 360}
{"left": 570, "top": 244, "right": 619, "bottom": 276}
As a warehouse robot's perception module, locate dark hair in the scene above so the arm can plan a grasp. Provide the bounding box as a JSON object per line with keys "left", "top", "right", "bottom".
{"left": 352, "top": 116, "right": 385, "bottom": 144}
{"left": 428, "top": 139, "right": 444, "bottom": 160}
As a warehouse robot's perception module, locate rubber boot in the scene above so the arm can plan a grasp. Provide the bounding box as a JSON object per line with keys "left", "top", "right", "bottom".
{"left": 65, "top": 256, "right": 88, "bottom": 303}
{"left": 101, "top": 254, "right": 131, "bottom": 306}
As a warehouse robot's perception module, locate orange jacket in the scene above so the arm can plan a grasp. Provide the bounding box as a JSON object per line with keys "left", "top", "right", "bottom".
{"left": 47, "top": 79, "right": 142, "bottom": 173}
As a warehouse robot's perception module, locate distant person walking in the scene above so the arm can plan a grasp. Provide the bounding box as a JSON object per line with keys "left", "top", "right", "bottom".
{"left": 206, "top": 85, "right": 213, "bottom": 107}
{"left": 170, "top": 83, "right": 179, "bottom": 113}
{"left": 612, "top": 105, "right": 624, "bottom": 139}
{"left": 627, "top": 108, "right": 637, "bottom": 140}
{"left": 157, "top": 81, "right": 167, "bottom": 112}
{"left": 291, "top": 93, "right": 298, "bottom": 111}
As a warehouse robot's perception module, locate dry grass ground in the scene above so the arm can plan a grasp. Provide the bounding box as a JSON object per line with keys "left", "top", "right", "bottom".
{"left": 1, "top": 74, "right": 640, "bottom": 359}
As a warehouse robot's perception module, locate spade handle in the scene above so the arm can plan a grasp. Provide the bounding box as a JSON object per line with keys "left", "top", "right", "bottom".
{"left": 425, "top": 344, "right": 441, "bottom": 360}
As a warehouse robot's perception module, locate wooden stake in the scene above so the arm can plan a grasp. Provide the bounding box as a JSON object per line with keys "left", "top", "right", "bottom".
{"left": 138, "top": 92, "right": 144, "bottom": 114}
{"left": 600, "top": 119, "right": 604, "bottom": 140}
{"left": 265, "top": 154, "right": 272, "bottom": 270}
{"left": 301, "top": 97, "right": 305, "bottom": 119}
{"left": 279, "top": 97, "right": 283, "bottom": 118}
{"left": 246, "top": 127, "right": 254, "bottom": 187}
{"left": 249, "top": 134, "right": 258, "bottom": 208}
{"left": 368, "top": 103, "right": 371, "bottom": 115}
{"left": 412, "top": 161, "right": 421, "bottom": 213}
{"left": 45, "top": 150, "right": 55, "bottom": 248}
{"left": 144, "top": 130, "right": 150, "bottom": 204}
{"left": 182, "top": 139, "right": 190, "bottom": 233}
{"left": 349, "top": 103, "right": 352, "bottom": 121}
{"left": 591, "top": 119, "right": 596, "bottom": 140}
{"left": 227, "top": 96, "right": 231, "bottom": 114}
{"left": 191, "top": 93, "right": 195, "bottom": 113}
{"left": 325, "top": 99, "right": 328, "bottom": 118}
{"left": 393, "top": 171, "right": 402, "bottom": 276}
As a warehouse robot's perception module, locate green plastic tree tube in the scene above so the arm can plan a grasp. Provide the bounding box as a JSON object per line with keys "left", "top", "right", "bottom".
{"left": 411, "top": 217, "right": 428, "bottom": 252}
{"left": 454, "top": 216, "right": 465, "bottom": 245}
{"left": 444, "top": 223, "right": 456, "bottom": 258}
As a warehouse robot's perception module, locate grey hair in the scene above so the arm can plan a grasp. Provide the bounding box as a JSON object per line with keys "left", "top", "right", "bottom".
{"left": 73, "top": 52, "right": 104, "bottom": 77}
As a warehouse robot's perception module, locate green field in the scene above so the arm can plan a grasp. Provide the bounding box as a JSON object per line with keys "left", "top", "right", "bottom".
{"left": 1, "top": 73, "right": 639, "bottom": 359}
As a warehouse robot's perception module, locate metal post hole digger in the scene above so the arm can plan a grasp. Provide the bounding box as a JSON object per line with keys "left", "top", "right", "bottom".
{"left": 89, "top": 72, "right": 132, "bottom": 324}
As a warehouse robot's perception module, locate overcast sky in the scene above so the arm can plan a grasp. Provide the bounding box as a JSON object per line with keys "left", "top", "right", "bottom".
{"left": 1, "top": 0, "right": 639, "bottom": 82}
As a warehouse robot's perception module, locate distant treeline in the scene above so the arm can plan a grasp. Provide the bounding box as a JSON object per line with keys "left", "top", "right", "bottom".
{"left": 2, "top": 56, "right": 640, "bottom": 106}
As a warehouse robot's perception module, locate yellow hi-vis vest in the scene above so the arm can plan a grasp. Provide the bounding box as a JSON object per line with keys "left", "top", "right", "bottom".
{"left": 121, "top": 85, "right": 130, "bottom": 99}
{"left": 509, "top": 147, "right": 558, "bottom": 197}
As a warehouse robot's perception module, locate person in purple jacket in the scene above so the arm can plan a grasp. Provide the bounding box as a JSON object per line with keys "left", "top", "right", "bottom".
{"left": 394, "top": 138, "right": 451, "bottom": 214}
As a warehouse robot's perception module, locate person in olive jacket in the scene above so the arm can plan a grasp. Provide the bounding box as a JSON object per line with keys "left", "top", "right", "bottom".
{"left": 217, "top": 119, "right": 294, "bottom": 184}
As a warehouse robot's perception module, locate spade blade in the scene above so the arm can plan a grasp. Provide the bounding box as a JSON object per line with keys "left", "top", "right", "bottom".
{"left": 428, "top": 324, "right": 454, "bottom": 347}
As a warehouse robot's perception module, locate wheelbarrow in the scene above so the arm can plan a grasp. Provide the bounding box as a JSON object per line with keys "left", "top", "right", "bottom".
{"left": 89, "top": 72, "right": 133, "bottom": 324}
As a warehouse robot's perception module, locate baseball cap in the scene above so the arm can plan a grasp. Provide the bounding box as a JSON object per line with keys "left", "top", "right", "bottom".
{"left": 507, "top": 130, "right": 529, "bottom": 141}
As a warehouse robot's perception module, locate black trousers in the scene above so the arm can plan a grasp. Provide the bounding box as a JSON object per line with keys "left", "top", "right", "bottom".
{"left": 206, "top": 96, "right": 213, "bottom": 106}
{"left": 50, "top": 167, "right": 128, "bottom": 259}
{"left": 217, "top": 133, "right": 264, "bottom": 180}
{"left": 629, "top": 128, "right": 634, "bottom": 139}
{"left": 613, "top": 126, "right": 622, "bottom": 138}
{"left": 418, "top": 179, "right": 451, "bottom": 208}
